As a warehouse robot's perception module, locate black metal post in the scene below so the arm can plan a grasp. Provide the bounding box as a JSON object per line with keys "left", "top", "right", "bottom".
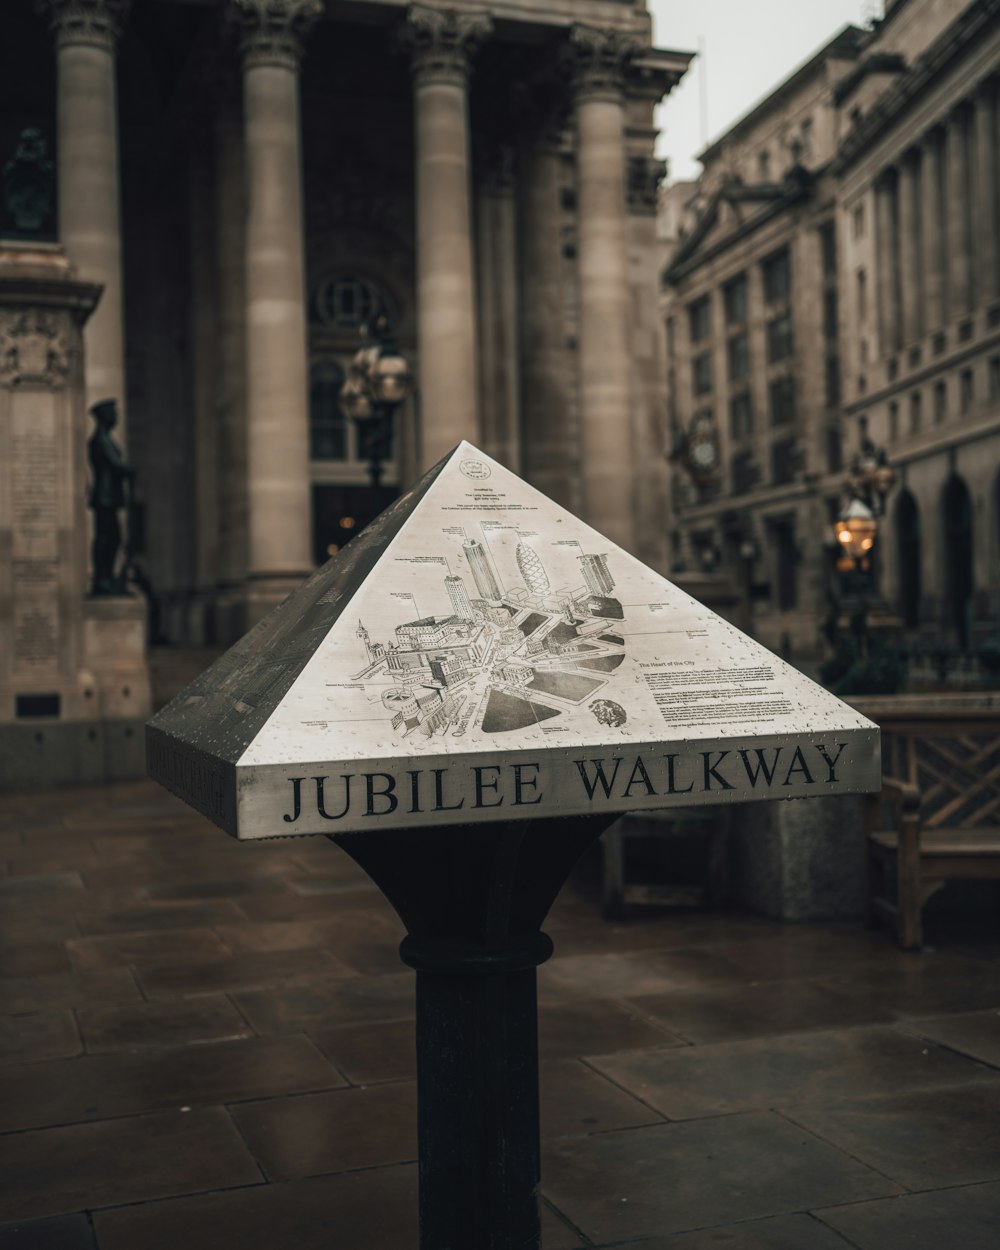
{"left": 332, "top": 815, "right": 613, "bottom": 1250}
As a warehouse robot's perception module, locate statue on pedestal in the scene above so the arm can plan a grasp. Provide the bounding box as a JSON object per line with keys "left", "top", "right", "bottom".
{"left": 87, "top": 398, "right": 133, "bottom": 595}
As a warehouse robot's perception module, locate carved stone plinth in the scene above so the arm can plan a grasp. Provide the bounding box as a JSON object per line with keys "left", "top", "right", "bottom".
{"left": 0, "top": 243, "right": 150, "bottom": 788}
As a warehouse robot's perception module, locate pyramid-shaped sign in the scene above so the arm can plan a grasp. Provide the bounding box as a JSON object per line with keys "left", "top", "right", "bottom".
{"left": 148, "top": 443, "right": 879, "bottom": 839}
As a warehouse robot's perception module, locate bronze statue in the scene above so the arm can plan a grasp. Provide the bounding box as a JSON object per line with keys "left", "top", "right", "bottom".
{"left": 87, "top": 398, "right": 133, "bottom": 595}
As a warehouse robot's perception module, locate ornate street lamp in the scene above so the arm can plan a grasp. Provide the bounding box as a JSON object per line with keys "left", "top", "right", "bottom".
{"left": 835, "top": 433, "right": 896, "bottom": 573}
{"left": 340, "top": 310, "right": 413, "bottom": 494}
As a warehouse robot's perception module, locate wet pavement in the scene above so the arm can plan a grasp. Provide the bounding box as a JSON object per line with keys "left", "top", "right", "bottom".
{"left": 1, "top": 779, "right": 999, "bottom": 1248}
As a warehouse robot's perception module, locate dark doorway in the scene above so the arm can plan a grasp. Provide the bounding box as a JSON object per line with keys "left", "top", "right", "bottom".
{"left": 942, "top": 474, "right": 974, "bottom": 650}
{"left": 895, "top": 489, "right": 921, "bottom": 629}
{"left": 311, "top": 483, "right": 397, "bottom": 567}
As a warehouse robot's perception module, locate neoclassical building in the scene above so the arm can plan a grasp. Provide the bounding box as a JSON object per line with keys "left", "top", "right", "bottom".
{"left": 662, "top": 0, "right": 1000, "bottom": 667}
{"left": 2, "top": 0, "right": 691, "bottom": 646}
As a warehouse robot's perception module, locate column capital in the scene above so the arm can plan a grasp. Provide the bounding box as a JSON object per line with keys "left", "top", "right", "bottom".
{"left": 38, "top": 0, "right": 130, "bottom": 51}
{"left": 228, "top": 0, "right": 322, "bottom": 71}
{"left": 402, "top": 5, "right": 492, "bottom": 87}
{"left": 567, "top": 25, "right": 641, "bottom": 103}
{"left": 627, "top": 155, "right": 665, "bottom": 216}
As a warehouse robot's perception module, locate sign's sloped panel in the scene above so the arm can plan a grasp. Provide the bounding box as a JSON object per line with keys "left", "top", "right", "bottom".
{"left": 230, "top": 444, "right": 879, "bottom": 838}
{"left": 146, "top": 456, "right": 451, "bottom": 832}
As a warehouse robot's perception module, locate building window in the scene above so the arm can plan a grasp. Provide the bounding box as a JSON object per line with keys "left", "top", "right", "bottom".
{"left": 909, "top": 390, "right": 922, "bottom": 434}
{"left": 820, "top": 221, "right": 836, "bottom": 277}
{"left": 826, "top": 423, "right": 843, "bottom": 473}
{"left": 852, "top": 203, "right": 865, "bottom": 239}
{"left": 825, "top": 355, "right": 841, "bottom": 409}
{"left": 934, "top": 380, "right": 947, "bottom": 424}
{"left": 688, "top": 295, "right": 711, "bottom": 344}
{"left": 692, "top": 351, "right": 713, "bottom": 396}
{"left": 823, "top": 290, "right": 838, "bottom": 341}
{"left": 767, "top": 313, "right": 793, "bottom": 363}
{"left": 856, "top": 269, "right": 867, "bottom": 322}
{"left": 729, "top": 392, "right": 753, "bottom": 441}
{"left": 769, "top": 375, "right": 796, "bottom": 426}
{"left": 771, "top": 438, "right": 798, "bottom": 486}
{"left": 990, "top": 355, "right": 1000, "bottom": 401}
{"left": 731, "top": 450, "right": 756, "bottom": 495}
{"left": 960, "top": 368, "right": 974, "bottom": 413}
{"left": 311, "top": 274, "right": 383, "bottom": 329}
{"left": 309, "top": 360, "right": 347, "bottom": 460}
{"left": 762, "top": 247, "right": 791, "bottom": 304}
{"left": 758, "top": 150, "right": 771, "bottom": 181}
{"left": 888, "top": 401, "right": 899, "bottom": 441}
{"left": 727, "top": 333, "right": 750, "bottom": 383}
{"left": 723, "top": 273, "right": 748, "bottom": 325}
{"left": 666, "top": 316, "right": 675, "bottom": 355}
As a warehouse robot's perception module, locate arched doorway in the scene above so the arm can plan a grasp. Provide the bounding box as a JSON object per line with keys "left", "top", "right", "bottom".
{"left": 895, "top": 489, "right": 921, "bottom": 629}
{"left": 942, "top": 474, "right": 973, "bottom": 650}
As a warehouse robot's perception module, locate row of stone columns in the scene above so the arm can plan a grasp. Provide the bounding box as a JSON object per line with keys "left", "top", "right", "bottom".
{"left": 43, "top": 0, "right": 658, "bottom": 628}
{"left": 875, "top": 77, "right": 1000, "bottom": 355}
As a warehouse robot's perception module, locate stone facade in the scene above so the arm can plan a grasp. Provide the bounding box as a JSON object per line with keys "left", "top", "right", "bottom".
{"left": 2, "top": 0, "right": 691, "bottom": 647}
{"left": 662, "top": 0, "right": 1000, "bottom": 668}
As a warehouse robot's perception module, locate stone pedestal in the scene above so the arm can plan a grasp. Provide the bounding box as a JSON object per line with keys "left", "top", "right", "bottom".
{"left": 0, "top": 243, "right": 150, "bottom": 787}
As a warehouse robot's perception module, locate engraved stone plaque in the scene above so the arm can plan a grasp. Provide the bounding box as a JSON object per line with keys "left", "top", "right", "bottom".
{"left": 148, "top": 443, "right": 880, "bottom": 838}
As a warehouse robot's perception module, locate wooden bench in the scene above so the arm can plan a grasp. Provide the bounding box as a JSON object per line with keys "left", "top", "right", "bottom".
{"left": 853, "top": 695, "right": 1000, "bottom": 950}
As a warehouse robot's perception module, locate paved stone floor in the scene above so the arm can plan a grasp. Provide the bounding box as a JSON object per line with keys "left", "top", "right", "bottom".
{"left": 1, "top": 780, "right": 1000, "bottom": 1248}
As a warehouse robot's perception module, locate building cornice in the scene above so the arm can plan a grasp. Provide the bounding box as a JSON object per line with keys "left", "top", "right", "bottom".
{"left": 662, "top": 170, "right": 817, "bottom": 287}
{"left": 229, "top": 0, "right": 323, "bottom": 70}
{"left": 38, "top": 0, "right": 130, "bottom": 51}
{"left": 832, "top": 0, "right": 1000, "bottom": 174}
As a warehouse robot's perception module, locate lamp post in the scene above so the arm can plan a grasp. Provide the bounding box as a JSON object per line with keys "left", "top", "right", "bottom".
{"left": 340, "top": 311, "right": 413, "bottom": 517}
{"left": 834, "top": 433, "right": 896, "bottom": 656}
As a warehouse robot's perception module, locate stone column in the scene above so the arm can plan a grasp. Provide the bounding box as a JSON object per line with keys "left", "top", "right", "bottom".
{"left": 920, "top": 130, "right": 945, "bottom": 333}
{"left": 476, "top": 146, "right": 521, "bottom": 471}
{"left": 404, "top": 6, "right": 491, "bottom": 468}
{"left": 973, "top": 80, "right": 999, "bottom": 305}
{"left": 213, "top": 73, "right": 249, "bottom": 643}
{"left": 945, "top": 105, "right": 973, "bottom": 319}
{"left": 627, "top": 154, "right": 668, "bottom": 573}
{"left": 518, "top": 130, "right": 577, "bottom": 512}
{"left": 42, "top": 0, "right": 129, "bottom": 429}
{"left": 230, "top": 0, "right": 320, "bottom": 623}
{"left": 897, "top": 150, "right": 921, "bottom": 345}
{"left": 570, "top": 26, "right": 638, "bottom": 553}
{"left": 874, "top": 171, "right": 899, "bottom": 355}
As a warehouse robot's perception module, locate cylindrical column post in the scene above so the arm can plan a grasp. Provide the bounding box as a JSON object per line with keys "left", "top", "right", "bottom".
{"left": 403, "top": 938, "right": 551, "bottom": 1250}
{"left": 477, "top": 146, "right": 521, "bottom": 472}
{"left": 898, "top": 151, "right": 921, "bottom": 345}
{"left": 43, "top": 0, "right": 129, "bottom": 428}
{"left": 518, "top": 131, "right": 577, "bottom": 512}
{"left": 571, "top": 26, "right": 637, "bottom": 553}
{"left": 973, "top": 81, "right": 999, "bottom": 305}
{"left": 230, "top": 0, "right": 320, "bottom": 624}
{"left": 874, "top": 171, "right": 899, "bottom": 355}
{"left": 404, "top": 6, "right": 491, "bottom": 469}
{"left": 213, "top": 72, "right": 249, "bottom": 642}
{"left": 920, "top": 130, "right": 945, "bottom": 333}
{"left": 945, "top": 106, "right": 973, "bottom": 319}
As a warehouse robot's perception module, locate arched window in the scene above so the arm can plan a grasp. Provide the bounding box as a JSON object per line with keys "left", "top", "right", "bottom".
{"left": 895, "top": 489, "right": 921, "bottom": 629}
{"left": 311, "top": 275, "right": 387, "bottom": 330}
{"left": 309, "top": 360, "right": 346, "bottom": 460}
{"left": 942, "top": 474, "right": 974, "bottom": 650}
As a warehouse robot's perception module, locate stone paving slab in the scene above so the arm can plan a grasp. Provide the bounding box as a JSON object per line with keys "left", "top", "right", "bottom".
{"left": 588, "top": 1024, "right": 997, "bottom": 1120}
{"left": 2, "top": 778, "right": 1000, "bottom": 1247}
{"left": 541, "top": 1113, "right": 901, "bottom": 1243}
{"left": 814, "top": 1180, "right": 1000, "bottom": 1250}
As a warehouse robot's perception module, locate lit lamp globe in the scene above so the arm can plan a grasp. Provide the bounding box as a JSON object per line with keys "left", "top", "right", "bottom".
{"left": 836, "top": 497, "right": 878, "bottom": 562}
{"left": 339, "top": 371, "right": 373, "bottom": 423}
{"left": 372, "top": 351, "right": 412, "bottom": 405}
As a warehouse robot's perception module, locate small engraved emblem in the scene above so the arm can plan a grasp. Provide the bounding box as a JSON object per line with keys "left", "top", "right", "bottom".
{"left": 460, "top": 459, "right": 491, "bottom": 480}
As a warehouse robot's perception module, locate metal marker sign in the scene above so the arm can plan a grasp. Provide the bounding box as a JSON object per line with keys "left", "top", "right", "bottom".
{"left": 148, "top": 443, "right": 879, "bottom": 838}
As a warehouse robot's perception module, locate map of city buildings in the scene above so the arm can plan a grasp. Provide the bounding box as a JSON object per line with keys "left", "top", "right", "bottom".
{"left": 354, "top": 531, "right": 627, "bottom": 737}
